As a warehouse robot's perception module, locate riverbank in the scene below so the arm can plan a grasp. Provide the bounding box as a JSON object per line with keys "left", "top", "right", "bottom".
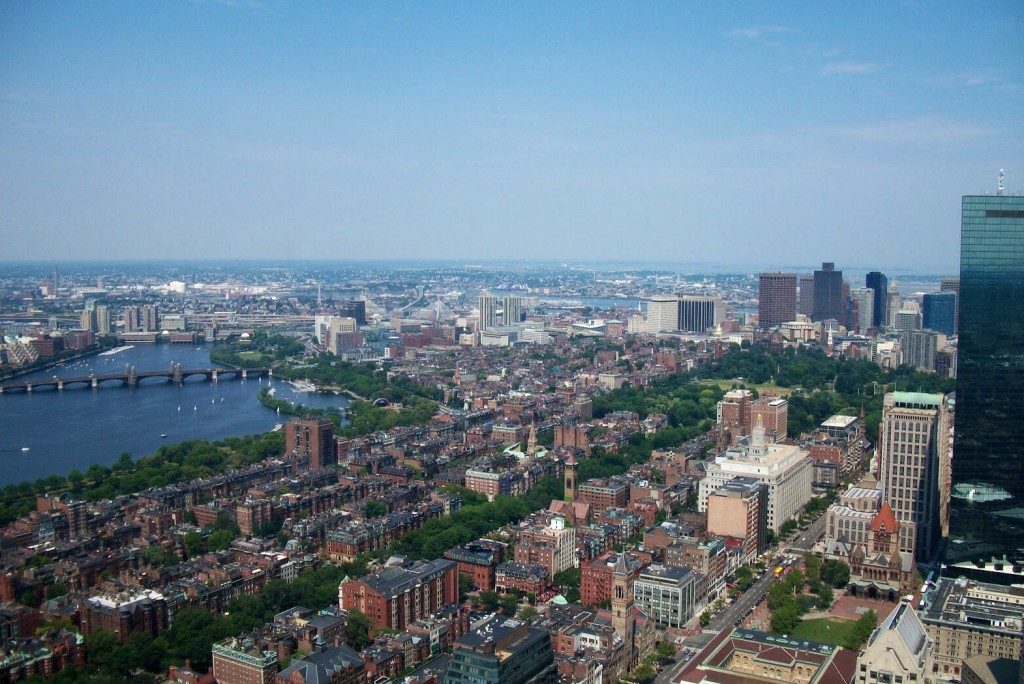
{"left": 0, "top": 345, "right": 106, "bottom": 382}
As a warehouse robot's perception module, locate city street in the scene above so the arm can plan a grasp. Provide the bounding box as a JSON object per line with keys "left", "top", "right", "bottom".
{"left": 656, "top": 512, "right": 828, "bottom": 684}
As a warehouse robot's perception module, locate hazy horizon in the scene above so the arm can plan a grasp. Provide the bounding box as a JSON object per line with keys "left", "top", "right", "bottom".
{"left": 2, "top": 3, "right": 1022, "bottom": 270}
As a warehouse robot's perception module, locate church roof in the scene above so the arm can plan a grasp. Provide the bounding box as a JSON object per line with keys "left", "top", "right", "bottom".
{"left": 872, "top": 501, "right": 900, "bottom": 533}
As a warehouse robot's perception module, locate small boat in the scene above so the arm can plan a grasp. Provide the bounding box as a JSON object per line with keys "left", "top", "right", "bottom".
{"left": 177, "top": 405, "right": 181, "bottom": 411}
{"left": 193, "top": 405, "right": 197, "bottom": 411}
{"left": 211, "top": 399, "right": 215, "bottom": 404}
{"left": 21, "top": 447, "right": 30, "bottom": 452}
{"left": 160, "top": 433, "right": 168, "bottom": 438}
{"left": 220, "top": 398, "right": 224, "bottom": 402}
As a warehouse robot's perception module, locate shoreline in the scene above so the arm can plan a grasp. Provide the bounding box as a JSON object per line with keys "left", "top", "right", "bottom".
{"left": 0, "top": 345, "right": 105, "bottom": 383}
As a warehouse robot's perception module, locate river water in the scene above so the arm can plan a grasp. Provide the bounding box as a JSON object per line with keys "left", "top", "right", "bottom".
{"left": 0, "top": 344, "right": 349, "bottom": 485}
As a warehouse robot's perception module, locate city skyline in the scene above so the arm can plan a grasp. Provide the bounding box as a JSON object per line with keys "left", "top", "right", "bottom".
{"left": 2, "top": 3, "right": 1022, "bottom": 268}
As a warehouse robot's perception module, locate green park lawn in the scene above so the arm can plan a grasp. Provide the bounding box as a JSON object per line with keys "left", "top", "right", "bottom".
{"left": 788, "top": 618, "right": 856, "bottom": 647}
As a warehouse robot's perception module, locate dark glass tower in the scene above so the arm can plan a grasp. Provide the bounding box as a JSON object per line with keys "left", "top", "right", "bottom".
{"left": 812, "top": 262, "right": 843, "bottom": 322}
{"left": 865, "top": 271, "right": 888, "bottom": 329}
{"left": 948, "top": 194, "right": 1024, "bottom": 570}
{"left": 922, "top": 292, "right": 956, "bottom": 336}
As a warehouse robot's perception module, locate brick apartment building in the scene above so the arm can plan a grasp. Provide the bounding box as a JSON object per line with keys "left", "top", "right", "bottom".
{"left": 444, "top": 540, "right": 506, "bottom": 592}
{"left": 578, "top": 479, "right": 629, "bottom": 514}
{"left": 339, "top": 560, "right": 457, "bottom": 632}
{"left": 82, "top": 590, "right": 168, "bottom": 643}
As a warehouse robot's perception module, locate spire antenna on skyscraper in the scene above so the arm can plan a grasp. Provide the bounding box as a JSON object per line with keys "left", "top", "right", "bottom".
{"left": 997, "top": 168, "right": 1005, "bottom": 196}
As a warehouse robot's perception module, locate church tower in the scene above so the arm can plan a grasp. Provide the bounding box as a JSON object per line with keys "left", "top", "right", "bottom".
{"left": 564, "top": 454, "right": 578, "bottom": 502}
{"left": 526, "top": 421, "right": 538, "bottom": 457}
{"left": 611, "top": 552, "right": 635, "bottom": 666}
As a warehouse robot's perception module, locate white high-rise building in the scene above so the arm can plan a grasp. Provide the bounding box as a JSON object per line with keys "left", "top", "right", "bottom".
{"left": 478, "top": 294, "right": 498, "bottom": 331}
{"left": 645, "top": 296, "right": 679, "bottom": 332}
{"left": 850, "top": 287, "right": 875, "bottom": 333}
{"left": 502, "top": 296, "right": 522, "bottom": 325}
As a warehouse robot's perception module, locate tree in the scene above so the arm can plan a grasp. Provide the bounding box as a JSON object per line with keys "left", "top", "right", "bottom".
{"left": 844, "top": 610, "right": 878, "bottom": 650}
{"left": 804, "top": 554, "right": 822, "bottom": 582}
{"left": 630, "top": 663, "right": 657, "bottom": 683}
{"left": 815, "top": 583, "right": 834, "bottom": 610}
{"left": 208, "top": 528, "right": 236, "bottom": 551}
{"left": 780, "top": 519, "right": 799, "bottom": 536}
{"left": 364, "top": 500, "right": 387, "bottom": 518}
{"left": 345, "top": 610, "right": 372, "bottom": 650}
{"left": 785, "top": 569, "right": 805, "bottom": 593}
{"left": 822, "top": 559, "right": 851, "bottom": 588}
{"left": 518, "top": 606, "right": 538, "bottom": 621}
{"left": 700, "top": 611, "right": 712, "bottom": 627}
{"left": 770, "top": 599, "right": 801, "bottom": 634}
{"left": 500, "top": 595, "right": 519, "bottom": 616}
{"left": 735, "top": 566, "right": 755, "bottom": 591}
{"left": 478, "top": 591, "right": 500, "bottom": 611}
{"left": 656, "top": 641, "right": 677, "bottom": 661}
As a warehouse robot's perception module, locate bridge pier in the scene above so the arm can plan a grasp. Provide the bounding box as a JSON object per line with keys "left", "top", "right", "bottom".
{"left": 242, "top": 369, "right": 248, "bottom": 379}
{"left": 212, "top": 369, "right": 219, "bottom": 382}
{"left": 57, "top": 381, "right": 64, "bottom": 390}
{"left": 25, "top": 384, "right": 32, "bottom": 392}
{"left": 91, "top": 378, "right": 98, "bottom": 388}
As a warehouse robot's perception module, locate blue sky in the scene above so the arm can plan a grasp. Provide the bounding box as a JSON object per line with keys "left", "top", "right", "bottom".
{"left": 1, "top": 2, "right": 1021, "bottom": 271}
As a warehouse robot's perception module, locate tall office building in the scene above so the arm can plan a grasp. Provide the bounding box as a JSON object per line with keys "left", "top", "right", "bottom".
{"left": 878, "top": 392, "right": 949, "bottom": 562}
{"left": 478, "top": 294, "right": 498, "bottom": 331}
{"left": 940, "top": 277, "right": 960, "bottom": 334}
{"left": 758, "top": 272, "right": 797, "bottom": 328}
{"left": 865, "top": 272, "right": 889, "bottom": 329}
{"left": 798, "top": 275, "right": 815, "bottom": 317}
{"left": 949, "top": 194, "right": 1024, "bottom": 570}
{"left": 122, "top": 306, "right": 140, "bottom": 332}
{"left": 336, "top": 299, "right": 367, "bottom": 326}
{"left": 849, "top": 288, "right": 875, "bottom": 334}
{"left": 922, "top": 292, "right": 956, "bottom": 337}
{"left": 502, "top": 295, "right": 523, "bottom": 325}
{"left": 812, "top": 262, "right": 844, "bottom": 322}
{"left": 646, "top": 296, "right": 679, "bottom": 332}
{"left": 677, "top": 295, "right": 724, "bottom": 333}
{"left": 900, "top": 330, "right": 941, "bottom": 372}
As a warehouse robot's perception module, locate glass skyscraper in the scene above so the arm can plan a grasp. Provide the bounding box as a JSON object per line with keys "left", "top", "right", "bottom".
{"left": 866, "top": 271, "right": 888, "bottom": 329}
{"left": 948, "top": 194, "right": 1024, "bottom": 572}
{"left": 922, "top": 291, "right": 956, "bottom": 337}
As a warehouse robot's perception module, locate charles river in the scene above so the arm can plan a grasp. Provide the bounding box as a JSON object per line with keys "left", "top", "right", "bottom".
{"left": 0, "top": 344, "right": 350, "bottom": 485}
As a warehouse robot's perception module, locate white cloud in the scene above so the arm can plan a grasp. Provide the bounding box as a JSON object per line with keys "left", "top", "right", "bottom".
{"left": 725, "top": 25, "right": 793, "bottom": 40}
{"left": 820, "top": 61, "right": 880, "bottom": 76}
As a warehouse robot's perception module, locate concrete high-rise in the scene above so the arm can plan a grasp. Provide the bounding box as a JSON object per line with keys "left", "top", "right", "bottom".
{"left": 900, "top": 330, "right": 942, "bottom": 372}
{"left": 677, "top": 295, "right": 724, "bottom": 333}
{"left": 95, "top": 305, "right": 110, "bottom": 335}
{"left": 878, "top": 392, "right": 950, "bottom": 562}
{"left": 922, "top": 292, "right": 956, "bottom": 337}
{"left": 502, "top": 295, "right": 522, "bottom": 325}
{"left": 141, "top": 305, "right": 158, "bottom": 332}
{"left": 812, "top": 262, "right": 843, "bottom": 322}
{"left": 645, "top": 296, "right": 679, "bottom": 332}
{"left": 758, "top": 272, "right": 797, "bottom": 328}
{"left": 949, "top": 194, "right": 1024, "bottom": 572}
{"left": 798, "top": 275, "right": 815, "bottom": 317}
{"left": 866, "top": 271, "right": 889, "bottom": 329}
{"left": 477, "top": 294, "right": 498, "bottom": 331}
{"left": 850, "top": 288, "right": 875, "bottom": 334}
{"left": 940, "top": 277, "right": 960, "bottom": 334}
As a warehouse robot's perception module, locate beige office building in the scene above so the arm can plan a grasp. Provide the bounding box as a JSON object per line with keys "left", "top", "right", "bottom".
{"left": 857, "top": 603, "right": 933, "bottom": 684}
{"left": 699, "top": 418, "right": 812, "bottom": 532}
{"left": 878, "top": 392, "right": 951, "bottom": 561}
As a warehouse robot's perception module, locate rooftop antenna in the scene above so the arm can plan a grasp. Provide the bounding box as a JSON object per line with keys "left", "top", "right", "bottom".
{"left": 997, "top": 169, "right": 1005, "bottom": 196}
